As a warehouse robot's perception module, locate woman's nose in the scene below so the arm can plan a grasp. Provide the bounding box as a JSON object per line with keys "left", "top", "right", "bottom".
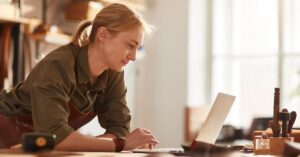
{"left": 128, "top": 51, "right": 136, "bottom": 61}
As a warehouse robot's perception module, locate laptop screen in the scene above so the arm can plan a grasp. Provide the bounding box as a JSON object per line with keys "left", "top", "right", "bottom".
{"left": 195, "top": 93, "right": 235, "bottom": 144}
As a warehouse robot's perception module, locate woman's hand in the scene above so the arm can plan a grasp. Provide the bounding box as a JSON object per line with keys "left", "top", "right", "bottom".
{"left": 10, "top": 143, "right": 22, "bottom": 150}
{"left": 123, "top": 128, "right": 159, "bottom": 150}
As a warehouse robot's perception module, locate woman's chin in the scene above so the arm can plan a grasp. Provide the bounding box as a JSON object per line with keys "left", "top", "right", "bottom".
{"left": 110, "top": 66, "right": 124, "bottom": 72}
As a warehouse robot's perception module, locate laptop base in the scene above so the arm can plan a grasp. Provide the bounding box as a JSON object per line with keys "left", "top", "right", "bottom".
{"left": 132, "top": 140, "right": 245, "bottom": 155}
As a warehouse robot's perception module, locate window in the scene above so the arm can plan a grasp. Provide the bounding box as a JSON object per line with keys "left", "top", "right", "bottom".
{"left": 188, "top": 0, "right": 300, "bottom": 128}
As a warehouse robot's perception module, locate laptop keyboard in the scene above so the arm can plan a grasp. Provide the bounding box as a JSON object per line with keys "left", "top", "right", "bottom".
{"left": 132, "top": 148, "right": 184, "bottom": 153}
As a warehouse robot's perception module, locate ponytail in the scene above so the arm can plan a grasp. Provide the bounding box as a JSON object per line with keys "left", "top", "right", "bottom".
{"left": 70, "top": 20, "right": 92, "bottom": 47}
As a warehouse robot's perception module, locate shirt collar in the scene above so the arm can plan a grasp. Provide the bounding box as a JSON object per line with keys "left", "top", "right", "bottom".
{"left": 76, "top": 45, "right": 108, "bottom": 91}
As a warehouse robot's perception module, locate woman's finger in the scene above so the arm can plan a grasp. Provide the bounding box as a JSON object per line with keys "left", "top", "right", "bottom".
{"left": 149, "top": 144, "right": 153, "bottom": 149}
{"left": 141, "top": 129, "right": 151, "bottom": 134}
{"left": 144, "top": 139, "right": 159, "bottom": 145}
{"left": 10, "top": 144, "right": 22, "bottom": 149}
{"left": 143, "top": 134, "right": 158, "bottom": 142}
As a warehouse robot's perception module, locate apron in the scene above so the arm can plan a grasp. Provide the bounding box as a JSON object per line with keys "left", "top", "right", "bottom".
{"left": 0, "top": 102, "right": 96, "bottom": 148}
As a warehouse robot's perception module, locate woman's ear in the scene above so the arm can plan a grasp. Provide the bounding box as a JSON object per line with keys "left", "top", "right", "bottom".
{"left": 96, "top": 26, "right": 111, "bottom": 42}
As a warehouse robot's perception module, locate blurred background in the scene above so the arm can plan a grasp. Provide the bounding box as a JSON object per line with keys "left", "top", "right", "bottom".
{"left": 1, "top": 0, "right": 300, "bottom": 148}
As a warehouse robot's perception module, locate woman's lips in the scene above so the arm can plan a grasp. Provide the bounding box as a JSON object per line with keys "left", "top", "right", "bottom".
{"left": 121, "top": 60, "right": 129, "bottom": 65}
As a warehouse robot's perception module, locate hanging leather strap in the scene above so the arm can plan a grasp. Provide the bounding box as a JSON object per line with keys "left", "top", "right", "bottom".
{"left": 0, "top": 23, "right": 13, "bottom": 90}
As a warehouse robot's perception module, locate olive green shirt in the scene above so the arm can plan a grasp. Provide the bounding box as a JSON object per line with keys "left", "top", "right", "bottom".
{"left": 0, "top": 44, "right": 131, "bottom": 143}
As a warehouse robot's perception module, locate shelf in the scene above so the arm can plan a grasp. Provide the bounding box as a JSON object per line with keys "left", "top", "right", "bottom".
{"left": 99, "top": 0, "right": 146, "bottom": 11}
{"left": 28, "top": 32, "right": 71, "bottom": 45}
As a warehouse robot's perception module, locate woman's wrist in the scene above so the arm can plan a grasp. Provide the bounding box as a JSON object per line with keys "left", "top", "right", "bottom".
{"left": 113, "top": 137, "right": 125, "bottom": 152}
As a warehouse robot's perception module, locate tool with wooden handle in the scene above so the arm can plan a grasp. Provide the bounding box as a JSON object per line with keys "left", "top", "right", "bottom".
{"left": 279, "top": 109, "right": 290, "bottom": 137}
{"left": 272, "top": 88, "right": 280, "bottom": 137}
{"left": 288, "top": 111, "right": 297, "bottom": 134}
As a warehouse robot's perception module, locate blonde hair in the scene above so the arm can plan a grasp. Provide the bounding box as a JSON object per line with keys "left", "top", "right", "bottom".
{"left": 71, "top": 3, "right": 154, "bottom": 47}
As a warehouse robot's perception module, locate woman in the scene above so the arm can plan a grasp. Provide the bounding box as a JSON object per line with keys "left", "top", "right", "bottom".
{"left": 0, "top": 3, "right": 158, "bottom": 151}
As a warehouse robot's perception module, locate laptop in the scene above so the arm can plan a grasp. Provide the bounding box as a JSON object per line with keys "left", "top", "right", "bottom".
{"left": 132, "top": 93, "right": 236, "bottom": 154}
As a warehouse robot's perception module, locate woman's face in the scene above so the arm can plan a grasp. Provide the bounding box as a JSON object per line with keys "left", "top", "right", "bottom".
{"left": 100, "top": 26, "right": 144, "bottom": 72}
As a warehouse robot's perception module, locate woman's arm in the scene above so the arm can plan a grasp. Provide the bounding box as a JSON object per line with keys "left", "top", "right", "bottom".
{"left": 55, "top": 128, "right": 159, "bottom": 152}
{"left": 55, "top": 131, "right": 115, "bottom": 152}
{"left": 96, "top": 71, "right": 131, "bottom": 138}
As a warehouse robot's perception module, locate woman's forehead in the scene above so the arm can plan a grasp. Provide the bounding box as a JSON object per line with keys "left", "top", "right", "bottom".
{"left": 118, "top": 28, "right": 144, "bottom": 45}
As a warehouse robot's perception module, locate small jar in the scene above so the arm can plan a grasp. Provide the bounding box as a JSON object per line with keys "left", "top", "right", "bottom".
{"left": 255, "top": 136, "right": 270, "bottom": 150}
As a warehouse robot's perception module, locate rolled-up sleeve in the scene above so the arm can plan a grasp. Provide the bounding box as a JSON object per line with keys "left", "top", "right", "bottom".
{"left": 96, "top": 71, "right": 131, "bottom": 138}
{"left": 30, "top": 60, "right": 75, "bottom": 144}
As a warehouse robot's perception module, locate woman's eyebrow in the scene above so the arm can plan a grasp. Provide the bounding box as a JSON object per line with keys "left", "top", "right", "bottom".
{"left": 131, "top": 39, "right": 139, "bottom": 46}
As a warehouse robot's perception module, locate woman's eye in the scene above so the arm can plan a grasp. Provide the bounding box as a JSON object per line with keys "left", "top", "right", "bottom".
{"left": 128, "top": 44, "right": 134, "bottom": 49}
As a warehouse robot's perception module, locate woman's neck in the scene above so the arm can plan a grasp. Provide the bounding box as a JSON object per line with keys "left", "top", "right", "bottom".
{"left": 87, "top": 43, "right": 108, "bottom": 82}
